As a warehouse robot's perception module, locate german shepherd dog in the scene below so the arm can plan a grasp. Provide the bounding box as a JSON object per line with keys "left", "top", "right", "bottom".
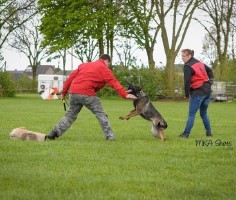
{"left": 119, "top": 83, "right": 168, "bottom": 141}
{"left": 9, "top": 127, "right": 47, "bottom": 141}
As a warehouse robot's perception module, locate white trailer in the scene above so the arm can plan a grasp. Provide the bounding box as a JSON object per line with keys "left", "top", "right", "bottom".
{"left": 211, "top": 81, "right": 233, "bottom": 101}
{"left": 38, "top": 75, "right": 67, "bottom": 99}
{"left": 212, "top": 81, "right": 226, "bottom": 97}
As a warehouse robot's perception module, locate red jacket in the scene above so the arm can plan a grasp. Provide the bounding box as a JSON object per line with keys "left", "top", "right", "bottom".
{"left": 62, "top": 59, "right": 128, "bottom": 98}
{"left": 190, "top": 62, "right": 209, "bottom": 89}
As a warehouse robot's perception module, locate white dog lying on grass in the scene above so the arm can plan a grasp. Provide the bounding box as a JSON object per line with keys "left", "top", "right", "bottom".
{"left": 9, "top": 127, "right": 47, "bottom": 141}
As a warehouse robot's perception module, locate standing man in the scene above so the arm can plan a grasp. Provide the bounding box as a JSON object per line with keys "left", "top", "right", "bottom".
{"left": 47, "top": 54, "right": 137, "bottom": 141}
{"left": 179, "top": 49, "right": 214, "bottom": 138}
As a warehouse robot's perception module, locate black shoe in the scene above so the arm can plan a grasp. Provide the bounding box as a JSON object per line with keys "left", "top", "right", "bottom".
{"left": 106, "top": 134, "right": 115, "bottom": 141}
{"left": 47, "top": 130, "right": 58, "bottom": 140}
{"left": 179, "top": 132, "right": 189, "bottom": 138}
{"left": 206, "top": 133, "right": 213, "bottom": 137}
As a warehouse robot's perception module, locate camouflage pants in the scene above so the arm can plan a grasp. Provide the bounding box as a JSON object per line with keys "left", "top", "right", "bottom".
{"left": 54, "top": 94, "right": 115, "bottom": 139}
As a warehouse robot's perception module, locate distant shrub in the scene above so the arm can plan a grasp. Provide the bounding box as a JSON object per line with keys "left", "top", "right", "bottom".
{"left": 0, "top": 72, "right": 16, "bottom": 97}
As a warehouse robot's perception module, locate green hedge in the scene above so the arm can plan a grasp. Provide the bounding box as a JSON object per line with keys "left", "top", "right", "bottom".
{"left": 0, "top": 72, "right": 16, "bottom": 97}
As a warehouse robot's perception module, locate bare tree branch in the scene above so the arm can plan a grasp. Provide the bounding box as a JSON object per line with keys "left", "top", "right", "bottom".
{"left": 0, "top": 0, "right": 37, "bottom": 49}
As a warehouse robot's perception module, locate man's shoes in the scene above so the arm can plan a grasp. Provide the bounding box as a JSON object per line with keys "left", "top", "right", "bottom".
{"left": 47, "top": 130, "right": 58, "bottom": 140}
{"left": 179, "top": 132, "right": 189, "bottom": 138}
{"left": 106, "top": 134, "right": 115, "bottom": 141}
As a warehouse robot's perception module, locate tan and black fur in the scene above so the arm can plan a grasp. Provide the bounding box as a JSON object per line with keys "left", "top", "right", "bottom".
{"left": 119, "top": 83, "right": 168, "bottom": 141}
{"left": 9, "top": 127, "right": 47, "bottom": 141}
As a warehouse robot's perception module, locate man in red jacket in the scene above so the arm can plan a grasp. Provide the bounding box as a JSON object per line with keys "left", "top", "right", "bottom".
{"left": 47, "top": 54, "right": 137, "bottom": 141}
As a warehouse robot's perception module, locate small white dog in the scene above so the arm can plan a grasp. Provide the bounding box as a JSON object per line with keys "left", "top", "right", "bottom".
{"left": 9, "top": 127, "right": 47, "bottom": 141}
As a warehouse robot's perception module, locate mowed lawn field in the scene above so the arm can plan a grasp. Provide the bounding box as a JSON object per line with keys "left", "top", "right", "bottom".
{"left": 0, "top": 93, "right": 235, "bottom": 200}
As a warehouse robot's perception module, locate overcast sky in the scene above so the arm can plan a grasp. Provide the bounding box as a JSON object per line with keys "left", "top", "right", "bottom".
{"left": 2, "top": 17, "right": 206, "bottom": 71}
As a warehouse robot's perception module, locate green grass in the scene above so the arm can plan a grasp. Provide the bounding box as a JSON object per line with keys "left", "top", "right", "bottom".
{"left": 0, "top": 93, "right": 235, "bottom": 200}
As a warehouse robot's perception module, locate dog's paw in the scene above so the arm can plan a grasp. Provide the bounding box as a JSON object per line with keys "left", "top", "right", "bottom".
{"left": 161, "top": 137, "right": 167, "bottom": 142}
{"left": 119, "top": 116, "right": 130, "bottom": 120}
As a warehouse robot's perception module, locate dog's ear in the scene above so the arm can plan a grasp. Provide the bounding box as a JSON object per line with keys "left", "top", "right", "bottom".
{"left": 127, "top": 82, "right": 132, "bottom": 87}
{"left": 126, "top": 82, "right": 132, "bottom": 90}
{"left": 126, "top": 82, "right": 135, "bottom": 94}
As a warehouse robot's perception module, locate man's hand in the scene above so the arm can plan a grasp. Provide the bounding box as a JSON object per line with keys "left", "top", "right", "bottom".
{"left": 209, "top": 78, "right": 214, "bottom": 85}
{"left": 126, "top": 94, "right": 137, "bottom": 100}
{"left": 61, "top": 94, "right": 65, "bottom": 101}
{"left": 184, "top": 96, "right": 190, "bottom": 101}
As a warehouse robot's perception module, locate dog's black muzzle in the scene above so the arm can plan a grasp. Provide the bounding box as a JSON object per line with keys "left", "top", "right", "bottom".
{"left": 157, "top": 121, "right": 168, "bottom": 129}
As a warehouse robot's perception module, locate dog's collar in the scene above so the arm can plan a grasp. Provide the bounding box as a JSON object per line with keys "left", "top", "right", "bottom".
{"left": 137, "top": 90, "right": 146, "bottom": 97}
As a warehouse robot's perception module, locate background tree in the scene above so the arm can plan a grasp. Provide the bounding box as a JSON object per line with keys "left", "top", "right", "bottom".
{"left": 39, "top": 0, "right": 120, "bottom": 62}
{"left": 230, "top": 26, "right": 236, "bottom": 59}
{"left": 154, "top": 0, "right": 202, "bottom": 96}
{"left": 0, "top": 54, "right": 4, "bottom": 71}
{"left": 196, "top": 0, "right": 235, "bottom": 80}
{"left": 46, "top": 37, "right": 99, "bottom": 73}
{"left": 114, "top": 38, "right": 140, "bottom": 68}
{"left": 73, "top": 37, "right": 99, "bottom": 63}
{"left": 202, "top": 27, "right": 218, "bottom": 64}
{"left": 229, "top": 6, "right": 236, "bottom": 60}
{"left": 0, "top": 0, "right": 36, "bottom": 59}
{"left": 8, "top": 18, "right": 49, "bottom": 87}
{"left": 91, "top": 0, "right": 121, "bottom": 57}
{"left": 46, "top": 48, "right": 68, "bottom": 75}
{"left": 119, "top": 0, "right": 160, "bottom": 70}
